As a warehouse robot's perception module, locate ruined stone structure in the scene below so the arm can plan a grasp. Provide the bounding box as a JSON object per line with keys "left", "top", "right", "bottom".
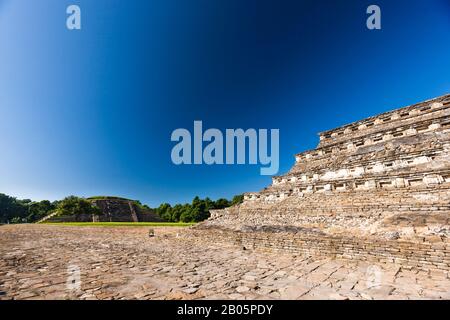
{"left": 195, "top": 94, "right": 450, "bottom": 273}
{"left": 89, "top": 197, "right": 163, "bottom": 222}
{"left": 42, "top": 197, "right": 164, "bottom": 223}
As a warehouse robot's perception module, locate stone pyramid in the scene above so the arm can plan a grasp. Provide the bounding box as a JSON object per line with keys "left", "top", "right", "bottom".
{"left": 195, "top": 94, "right": 450, "bottom": 272}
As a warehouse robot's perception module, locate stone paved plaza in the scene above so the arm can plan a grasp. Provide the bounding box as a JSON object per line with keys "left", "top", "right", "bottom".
{"left": 0, "top": 224, "right": 449, "bottom": 300}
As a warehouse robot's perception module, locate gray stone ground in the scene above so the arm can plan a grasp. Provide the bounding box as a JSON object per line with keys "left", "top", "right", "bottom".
{"left": 0, "top": 224, "right": 449, "bottom": 300}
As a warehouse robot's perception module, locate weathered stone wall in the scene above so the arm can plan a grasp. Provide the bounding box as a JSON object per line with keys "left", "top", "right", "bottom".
{"left": 188, "top": 228, "right": 450, "bottom": 273}
{"left": 207, "top": 186, "right": 450, "bottom": 240}
{"left": 45, "top": 213, "right": 96, "bottom": 223}
{"left": 90, "top": 198, "right": 164, "bottom": 222}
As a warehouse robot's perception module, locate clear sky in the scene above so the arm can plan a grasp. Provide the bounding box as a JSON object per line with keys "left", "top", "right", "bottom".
{"left": 0, "top": 0, "right": 449, "bottom": 206}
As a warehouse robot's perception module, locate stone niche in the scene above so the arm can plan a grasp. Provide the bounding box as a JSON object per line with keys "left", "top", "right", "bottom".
{"left": 423, "top": 175, "right": 443, "bottom": 186}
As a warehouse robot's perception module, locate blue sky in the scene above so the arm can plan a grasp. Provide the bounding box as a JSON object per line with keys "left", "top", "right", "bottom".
{"left": 0, "top": 0, "right": 449, "bottom": 206}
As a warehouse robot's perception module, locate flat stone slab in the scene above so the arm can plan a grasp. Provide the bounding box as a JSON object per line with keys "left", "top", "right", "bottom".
{"left": 0, "top": 225, "right": 449, "bottom": 300}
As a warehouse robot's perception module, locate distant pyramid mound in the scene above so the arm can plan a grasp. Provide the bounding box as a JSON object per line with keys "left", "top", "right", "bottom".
{"left": 44, "top": 196, "right": 164, "bottom": 223}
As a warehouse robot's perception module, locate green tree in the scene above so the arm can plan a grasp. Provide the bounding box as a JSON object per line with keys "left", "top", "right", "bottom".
{"left": 180, "top": 206, "right": 200, "bottom": 223}
{"left": 155, "top": 203, "right": 173, "bottom": 221}
{"left": 191, "top": 196, "right": 213, "bottom": 221}
{"left": 231, "top": 194, "right": 244, "bottom": 206}
{"left": 171, "top": 204, "right": 187, "bottom": 222}
{"left": 27, "top": 200, "right": 56, "bottom": 222}
{"left": 56, "top": 196, "right": 101, "bottom": 218}
{"left": 0, "top": 193, "right": 28, "bottom": 223}
{"left": 213, "top": 198, "right": 230, "bottom": 210}
{"left": 151, "top": 194, "right": 245, "bottom": 224}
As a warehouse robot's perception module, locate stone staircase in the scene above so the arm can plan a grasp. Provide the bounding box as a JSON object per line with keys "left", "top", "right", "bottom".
{"left": 128, "top": 201, "right": 139, "bottom": 223}
{"left": 36, "top": 211, "right": 59, "bottom": 224}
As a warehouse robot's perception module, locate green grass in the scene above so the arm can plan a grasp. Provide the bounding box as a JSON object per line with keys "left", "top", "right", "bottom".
{"left": 41, "top": 222, "right": 195, "bottom": 227}
{"left": 86, "top": 196, "right": 133, "bottom": 201}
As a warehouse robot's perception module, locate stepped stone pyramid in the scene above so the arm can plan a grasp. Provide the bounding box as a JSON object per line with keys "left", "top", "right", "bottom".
{"left": 42, "top": 197, "right": 164, "bottom": 223}
{"left": 195, "top": 94, "right": 450, "bottom": 272}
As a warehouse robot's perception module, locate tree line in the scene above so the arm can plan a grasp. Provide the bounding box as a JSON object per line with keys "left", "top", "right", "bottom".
{"left": 154, "top": 195, "right": 243, "bottom": 223}
{"left": 0, "top": 193, "right": 243, "bottom": 224}
{"left": 0, "top": 194, "right": 100, "bottom": 224}
{"left": 0, "top": 194, "right": 56, "bottom": 224}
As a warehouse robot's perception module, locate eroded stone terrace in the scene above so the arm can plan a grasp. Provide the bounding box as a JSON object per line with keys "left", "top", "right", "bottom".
{"left": 1, "top": 225, "right": 449, "bottom": 300}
